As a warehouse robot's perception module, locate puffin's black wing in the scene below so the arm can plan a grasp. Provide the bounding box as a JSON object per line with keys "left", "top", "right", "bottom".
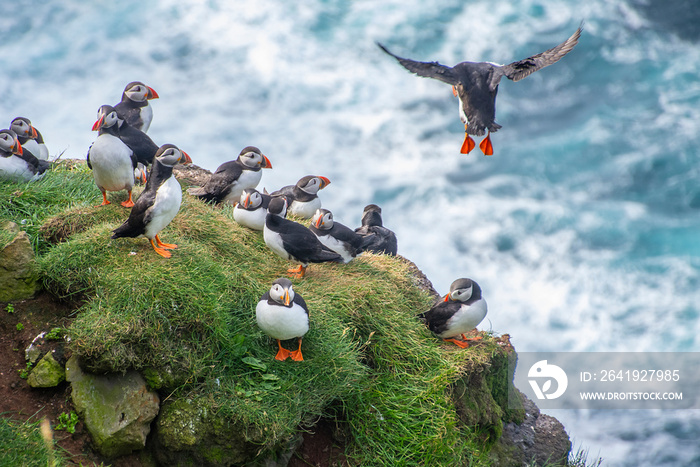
{"left": 281, "top": 221, "right": 343, "bottom": 264}
{"left": 200, "top": 161, "right": 244, "bottom": 199}
{"left": 502, "top": 25, "right": 582, "bottom": 82}
{"left": 357, "top": 226, "right": 398, "bottom": 256}
{"left": 292, "top": 294, "right": 309, "bottom": 316}
{"left": 421, "top": 301, "right": 462, "bottom": 336}
{"left": 118, "top": 125, "right": 159, "bottom": 166}
{"left": 377, "top": 43, "right": 461, "bottom": 86}
{"left": 331, "top": 222, "right": 366, "bottom": 251}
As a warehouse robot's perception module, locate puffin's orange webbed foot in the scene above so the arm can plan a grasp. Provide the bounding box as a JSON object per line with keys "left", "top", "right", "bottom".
{"left": 120, "top": 190, "right": 135, "bottom": 208}
{"left": 289, "top": 338, "right": 304, "bottom": 362}
{"left": 150, "top": 239, "right": 172, "bottom": 258}
{"left": 155, "top": 234, "right": 178, "bottom": 250}
{"left": 287, "top": 265, "right": 307, "bottom": 279}
{"left": 275, "top": 340, "right": 291, "bottom": 361}
{"left": 99, "top": 192, "right": 111, "bottom": 206}
{"left": 460, "top": 134, "right": 476, "bottom": 154}
{"left": 444, "top": 338, "right": 470, "bottom": 349}
{"left": 479, "top": 132, "right": 494, "bottom": 156}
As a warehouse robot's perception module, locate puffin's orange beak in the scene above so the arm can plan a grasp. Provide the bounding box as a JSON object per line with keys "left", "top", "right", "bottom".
{"left": 14, "top": 141, "right": 23, "bottom": 155}
{"left": 181, "top": 150, "right": 192, "bottom": 164}
{"left": 284, "top": 289, "right": 291, "bottom": 306}
{"left": 443, "top": 294, "right": 450, "bottom": 302}
{"left": 319, "top": 176, "right": 331, "bottom": 189}
{"left": 147, "top": 86, "right": 159, "bottom": 99}
{"left": 92, "top": 115, "right": 104, "bottom": 131}
{"left": 242, "top": 194, "right": 251, "bottom": 208}
{"left": 452, "top": 86, "right": 458, "bottom": 97}
{"left": 261, "top": 155, "right": 272, "bottom": 169}
{"left": 30, "top": 126, "right": 38, "bottom": 139}
{"left": 314, "top": 216, "right": 323, "bottom": 229}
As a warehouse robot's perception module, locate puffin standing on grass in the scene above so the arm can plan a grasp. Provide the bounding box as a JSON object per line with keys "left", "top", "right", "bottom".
{"left": 378, "top": 25, "right": 582, "bottom": 155}
{"left": 187, "top": 146, "right": 272, "bottom": 204}
{"left": 354, "top": 204, "right": 398, "bottom": 256}
{"left": 418, "top": 278, "right": 487, "bottom": 348}
{"left": 256, "top": 278, "right": 309, "bottom": 361}
{"left": 0, "top": 129, "right": 49, "bottom": 181}
{"left": 111, "top": 144, "right": 192, "bottom": 258}
{"left": 264, "top": 197, "right": 343, "bottom": 278}
{"left": 10, "top": 117, "right": 49, "bottom": 160}
{"left": 114, "top": 81, "right": 159, "bottom": 133}
{"left": 309, "top": 208, "right": 365, "bottom": 263}
{"left": 87, "top": 105, "right": 138, "bottom": 207}
{"left": 233, "top": 188, "right": 271, "bottom": 231}
{"left": 270, "top": 175, "right": 330, "bottom": 219}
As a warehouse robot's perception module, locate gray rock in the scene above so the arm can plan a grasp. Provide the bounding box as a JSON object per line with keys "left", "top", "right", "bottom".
{"left": 27, "top": 351, "right": 65, "bottom": 388}
{"left": 0, "top": 222, "right": 38, "bottom": 301}
{"left": 490, "top": 390, "right": 571, "bottom": 466}
{"left": 66, "top": 356, "right": 160, "bottom": 458}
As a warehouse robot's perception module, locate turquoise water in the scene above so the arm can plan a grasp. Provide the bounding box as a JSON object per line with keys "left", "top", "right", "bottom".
{"left": 2, "top": 1, "right": 699, "bottom": 464}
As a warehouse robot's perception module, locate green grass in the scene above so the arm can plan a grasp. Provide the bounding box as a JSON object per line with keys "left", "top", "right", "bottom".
{"left": 5, "top": 161, "right": 518, "bottom": 466}
{"left": 0, "top": 417, "right": 64, "bottom": 467}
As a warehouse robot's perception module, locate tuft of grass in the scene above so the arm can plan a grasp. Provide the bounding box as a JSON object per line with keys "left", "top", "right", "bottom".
{"left": 26, "top": 164, "right": 516, "bottom": 465}
{"left": 0, "top": 416, "right": 65, "bottom": 467}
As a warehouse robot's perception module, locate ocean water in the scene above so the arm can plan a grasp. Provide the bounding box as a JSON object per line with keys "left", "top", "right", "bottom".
{"left": 2, "top": 0, "right": 699, "bottom": 465}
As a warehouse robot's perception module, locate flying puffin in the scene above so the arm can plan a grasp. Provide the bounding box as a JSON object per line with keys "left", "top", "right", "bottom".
{"left": 270, "top": 175, "right": 330, "bottom": 219}
{"left": 111, "top": 144, "right": 192, "bottom": 258}
{"left": 233, "top": 188, "right": 271, "bottom": 231}
{"left": 88, "top": 105, "right": 138, "bottom": 207}
{"left": 0, "top": 129, "right": 49, "bottom": 181}
{"left": 187, "top": 146, "right": 272, "bottom": 204}
{"left": 10, "top": 117, "right": 49, "bottom": 160}
{"left": 309, "top": 208, "right": 365, "bottom": 263}
{"left": 354, "top": 204, "right": 398, "bottom": 256}
{"left": 114, "top": 81, "right": 159, "bottom": 133}
{"left": 256, "top": 278, "right": 310, "bottom": 361}
{"left": 378, "top": 24, "right": 582, "bottom": 155}
{"left": 418, "top": 278, "right": 487, "bottom": 348}
{"left": 264, "top": 197, "right": 343, "bottom": 278}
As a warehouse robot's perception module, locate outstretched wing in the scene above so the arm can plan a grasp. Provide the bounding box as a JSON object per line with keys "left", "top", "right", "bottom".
{"left": 377, "top": 43, "right": 460, "bottom": 86}
{"left": 502, "top": 25, "right": 582, "bottom": 82}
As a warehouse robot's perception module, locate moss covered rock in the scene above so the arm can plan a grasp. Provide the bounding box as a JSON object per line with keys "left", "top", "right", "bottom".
{"left": 27, "top": 351, "right": 65, "bottom": 388}
{"left": 0, "top": 222, "right": 37, "bottom": 302}
{"left": 65, "top": 356, "right": 160, "bottom": 458}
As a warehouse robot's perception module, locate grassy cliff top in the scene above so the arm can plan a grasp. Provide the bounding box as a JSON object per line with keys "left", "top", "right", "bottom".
{"left": 1, "top": 161, "right": 513, "bottom": 466}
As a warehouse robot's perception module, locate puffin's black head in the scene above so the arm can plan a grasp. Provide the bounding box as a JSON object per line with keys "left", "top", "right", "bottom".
{"left": 312, "top": 208, "right": 334, "bottom": 230}
{"left": 122, "top": 81, "right": 159, "bottom": 102}
{"left": 296, "top": 175, "right": 331, "bottom": 195}
{"left": 267, "top": 197, "right": 288, "bottom": 218}
{"left": 0, "top": 129, "right": 22, "bottom": 157}
{"left": 92, "top": 105, "right": 120, "bottom": 131}
{"left": 268, "top": 278, "right": 295, "bottom": 307}
{"left": 238, "top": 146, "right": 272, "bottom": 170}
{"left": 155, "top": 144, "right": 192, "bottom": 166}
{"left": 10, "top": 117, "right": 37, "bottom": 139}
{"left": 444, "top": 278, "right": 482, "bottom": 303}
{"left": 240, "top": 188, "right": 264, "bottom": 209}
{"left": 361, "top": 204, "right": 384, "bottom": 227}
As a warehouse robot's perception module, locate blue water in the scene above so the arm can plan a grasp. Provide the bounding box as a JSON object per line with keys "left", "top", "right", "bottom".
{"left": 2, "top": 1, "right": 700, "bottom": 465}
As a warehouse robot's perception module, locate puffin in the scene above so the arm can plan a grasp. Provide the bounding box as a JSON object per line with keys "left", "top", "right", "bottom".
{"left": 232, "top": 188, "right": 271, "bottom": 231}
{"left": 354, "top": 204, "right": 398, "bottom": 256}
{"left": 114, "top": 81, "right": 159, "bottom": 133}
{"left": 256, "top": 278, "right": 310, "bottom": 361}
{"left": 0, "top": 129, "right": 49, "bottom": 182}
{"left": 378, "top": 24, "right": 582, "bottom": 155}
{"left": 263, "top": 197, "right": 343, "bottom": 278}
{"left": 114, "top": 115, "right": 160, "bottom": 168}
{"left": 111, "top": 144, "right": 192, "bottom": 258}
{"left": 187, "top": 146, "right": 272, "bottom": 204}
{"left": 270, "top": 175, "right": 330, "bottom": 219}
{"left": 88, "top": 105, "right": 138, "bottom": 207}
{"left": 309, "top": 208, "right": 365, "bottom": 263}
{"left": 10, "top": 117, "right": 49, "bottom": 160}
{"left": 418, "top": 278, "right": 488, "bottom": 348}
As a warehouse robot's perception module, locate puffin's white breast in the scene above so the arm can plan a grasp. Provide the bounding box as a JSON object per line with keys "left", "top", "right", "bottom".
{"left": 438, "top": 299, "right": 488, "bottom": 338}
{"left": 222, "top": 170, "right": 263, "bottom": 204}
{"left": 89, "top": 134, "right": 135, "bottom": 192}
{"left": 233, "top": 205, "right": 267, "bottom": 230}
{"left": 0, "top": 156, "right": 37, "bottom": 182}
{"left": 314, "top": 233, "right": 353, "bottom": 263}
{"left": 140, "top": 105, "right": 153, "bottom": 133}
{"left": 143, "top": 175, "right": 182, "bottom": 239}
{"left": 22, "top": 140, "right": 49, "bottom": 161}
{"left": 289, "top": 198, "right": 321, "bottom": 219}
{"left": 256, "top": 301, "right": 309, "bottom": 341}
